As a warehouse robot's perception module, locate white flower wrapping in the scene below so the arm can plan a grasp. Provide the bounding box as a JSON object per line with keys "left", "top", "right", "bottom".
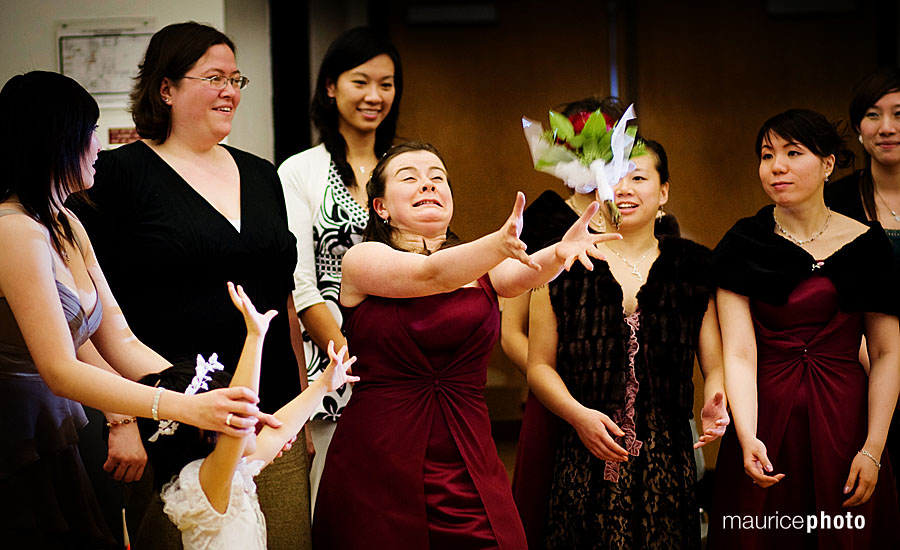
{"left": 521, "top": 104, "right": 638, "bottom": 201}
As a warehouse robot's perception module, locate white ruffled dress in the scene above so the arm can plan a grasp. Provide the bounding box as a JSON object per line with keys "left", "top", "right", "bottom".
{"left": 161, "top": 457, "right": 267, "bottom": 550}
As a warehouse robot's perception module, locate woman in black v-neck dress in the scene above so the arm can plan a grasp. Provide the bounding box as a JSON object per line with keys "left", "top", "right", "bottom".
{"left": 69, "top": 23, "right": 310, "bottom": 550}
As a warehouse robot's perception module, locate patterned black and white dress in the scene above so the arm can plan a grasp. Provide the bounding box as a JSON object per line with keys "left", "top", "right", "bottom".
{"left": 305, "top": 161, "right": 366, "bottom": 419}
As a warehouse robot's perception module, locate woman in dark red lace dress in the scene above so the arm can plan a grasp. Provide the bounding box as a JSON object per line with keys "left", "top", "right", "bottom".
{"left": 311, "top": 142, "right": 619, "bottom": 549}
{"left": 708, "top": 109, "right": 900, "bottom": 549}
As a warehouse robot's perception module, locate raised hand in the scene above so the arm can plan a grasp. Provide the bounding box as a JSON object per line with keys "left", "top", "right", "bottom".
{"left": 842, "top": 451, "right": 880, "bottom": 507}
{"left": 322, "top": 340, "right": 360, "bottom": 392}
{"left": 498, "top": 192, "right": 540, "bottom": 270}
{"left": 741, "top": 437, "right": 785, "bottom": 488}
{"left": 572, "top": 406, "right": 629, "bottom": 462}
{"left": 694, "top": 391, "right": 730, "bottom": 449}
{"left": 555, "top": 201, "right": 621, "bottom": 271}
{"left": 227, "top": 281, "right": 278, "bottom": 337}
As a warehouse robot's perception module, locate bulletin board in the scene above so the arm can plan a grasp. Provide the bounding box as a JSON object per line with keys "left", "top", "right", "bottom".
{"left": 57, "top": 17, "right": 156, "bottom": 106}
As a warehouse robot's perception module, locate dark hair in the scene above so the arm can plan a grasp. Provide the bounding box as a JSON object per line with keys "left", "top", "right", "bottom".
{"left": 755, "top": 109, "right": 854, "bottom": 169}
{"left": 310, "top": 27, "right": 403, "bottom": 189}
{"left": 131, "top": 22, "right": 236, "bottom": 143}
{"left": 363, "top": 141, "right": 460, "bottom": 252}
{"left": 136, "top": 362, "right": 232, "bottom": 489}
{"left": 0, "top": 71, "right": 99, "bottom": 257}
{"left": 558, "top": 95, "right": 626, "bottom": 121}
{"left": 640, "top": 138, "right": 670, "bottom": 184}
{"left": 848, "top": 67, "right": 900, "bottom": 221}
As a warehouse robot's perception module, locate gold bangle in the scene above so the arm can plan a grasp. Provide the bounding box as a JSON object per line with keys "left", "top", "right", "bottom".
{"left": 858, "top": 449, "right": 882, "bottom": 470}
{"left": 106, "top": 416, "right": 137, "bottom": 428}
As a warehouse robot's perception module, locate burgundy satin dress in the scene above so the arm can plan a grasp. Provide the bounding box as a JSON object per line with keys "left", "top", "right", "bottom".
{"left": 312, "top": 277, "right": 527, "bottom": 549}
{"left": 709, "top": 276, "right": 900, "bottom": 549}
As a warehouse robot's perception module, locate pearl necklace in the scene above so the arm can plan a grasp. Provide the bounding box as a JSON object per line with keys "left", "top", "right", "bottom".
{"left": 606, "top": 243, "right": 655, "bottom": 282}
{"left": 874, "top": 186, "right": 900, "bottom": 222}
{"left": 772, "top": 207, "right": 831, "bottom": 246}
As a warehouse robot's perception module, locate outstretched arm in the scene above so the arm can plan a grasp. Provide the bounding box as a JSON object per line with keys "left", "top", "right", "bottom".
{"left": 489, "top": 200, "right": 620, "bottom": 297}
{"left": 341, "top": 193, "right": 619, "bottom": 306}
{"left": 199, "top": 283, "right": 277, "bottom": 513}
{"left": 246, "top": 341, "right": 357, "bottom": 466}
{"left": 0, "top": 213, "right": 260, "bottom": 437}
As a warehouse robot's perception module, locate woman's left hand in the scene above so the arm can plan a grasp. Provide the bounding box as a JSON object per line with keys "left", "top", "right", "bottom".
{"left": 104, "top": 421, "right": 147, "bottom": 482}
{"left": 843, "top": 451, "right": 881, "bottom": 507}
{"left": 694, "top": 391, "right": 730, "bottom": 449}
{"left": 555, "top": 200, "right": 621, "bottom": 271}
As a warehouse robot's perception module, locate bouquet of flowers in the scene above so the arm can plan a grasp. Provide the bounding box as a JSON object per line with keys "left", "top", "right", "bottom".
{"left": 522, "top": 104, "right": 643, "bottom": 228}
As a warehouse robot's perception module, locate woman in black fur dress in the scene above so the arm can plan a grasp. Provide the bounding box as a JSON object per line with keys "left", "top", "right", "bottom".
{"left": 527, "top": 139, "right": 729, "bottom": 549}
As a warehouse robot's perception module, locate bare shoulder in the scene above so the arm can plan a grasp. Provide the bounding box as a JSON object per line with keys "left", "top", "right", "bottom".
{"left": 0, "top": 208, "right": 48, "bottom": 242}
{"left": 342, "top": 241, "right": 395, "bottom": 266}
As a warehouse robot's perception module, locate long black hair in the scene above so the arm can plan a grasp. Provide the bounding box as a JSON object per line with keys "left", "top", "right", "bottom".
{"left": 363, "top": 141, "right": 460, "bottom": 252}
{"left": 0, "top": 71, "right": 99, "bottom": 257}
{"left": 310, "top": 27, "right": 403, "bottom": 189}
{"left": 848, "top": 67, "right": 900, "bottom": 220}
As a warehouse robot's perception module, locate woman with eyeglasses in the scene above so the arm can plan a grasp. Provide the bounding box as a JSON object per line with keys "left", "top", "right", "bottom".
{"left": 69, "top": 22, "right": 312, "bottom": 550}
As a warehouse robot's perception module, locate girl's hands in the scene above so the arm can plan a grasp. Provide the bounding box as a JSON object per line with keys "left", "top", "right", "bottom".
{"left": 555, "top": 201, "right": 621, "bottom": 271}
{"left": 227, "top": 282, "right": 278, "bottom": 337}
{"left": 694, "top": 391, "right": 730, "bottom": 449}
{"left": 322, "top": 340, "right": 360, "bottom": 392}
{"left": 741, "top": 437, "right": 785, "bottom": 488}
{"left": 843, "top": 451, "right": 881, "bottom": 507}
{"left": 572, "top": 406, "right": 629, "bottom": 462}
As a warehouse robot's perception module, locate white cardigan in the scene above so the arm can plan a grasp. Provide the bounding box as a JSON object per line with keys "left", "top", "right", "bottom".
{"left": 279, "top": 143, "right": 332, "bottom": 314}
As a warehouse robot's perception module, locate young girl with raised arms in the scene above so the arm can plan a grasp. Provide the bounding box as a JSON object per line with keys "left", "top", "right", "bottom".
{"left": 138, "top": 282, "right": 357, "bottom": 549}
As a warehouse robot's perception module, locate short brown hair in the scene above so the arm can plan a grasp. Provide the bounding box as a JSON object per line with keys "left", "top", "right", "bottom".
{"left": 131, "top": 22, "right": 235, "bottom": 142}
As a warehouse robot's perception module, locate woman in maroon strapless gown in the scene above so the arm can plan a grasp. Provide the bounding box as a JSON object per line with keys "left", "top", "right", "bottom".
{"left": 312, "top": 142, "right": 619, "bottom": 549}
{"left": 708, "top": 109, "right": 900, "bottom": 549}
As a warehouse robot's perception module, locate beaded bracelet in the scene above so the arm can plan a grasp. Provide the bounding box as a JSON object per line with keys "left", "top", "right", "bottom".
{"left": 105, "top": 416, "right": 137, "bottom": 428}
{"left": 858, "top": 449, "right": 882, "bottom": 470}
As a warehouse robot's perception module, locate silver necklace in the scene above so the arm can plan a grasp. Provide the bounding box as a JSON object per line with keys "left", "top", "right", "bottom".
{"left": 874, "top": 186, "right": 900, "bottom": 222}
{"left": 607, "top": 243, "right": 655, "bottom": 282}
{"left": 772, "top": 207, "right": 831, "bottom": 246}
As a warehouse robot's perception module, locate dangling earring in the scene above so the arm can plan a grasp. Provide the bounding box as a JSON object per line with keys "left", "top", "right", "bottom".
{"left": 381, "top": 216, "right": 389, "bottom": 224}
{"left": 859, "top": 135, "right": 864, "bottom": 145}
{"left": 656, "top": 207, "right": 665, "bottom": 220}
{"left": 330, "top": 97, "right": 336, "bottom": 105}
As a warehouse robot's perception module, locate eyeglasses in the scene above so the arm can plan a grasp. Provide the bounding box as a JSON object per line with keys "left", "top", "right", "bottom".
{"left": 181, "top": 75, "right": 250, "bottom": 90}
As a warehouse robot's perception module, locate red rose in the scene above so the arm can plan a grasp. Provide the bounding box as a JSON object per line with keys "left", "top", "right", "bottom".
{"left": 568, "top": 111, "right": 592, "bottom": 135}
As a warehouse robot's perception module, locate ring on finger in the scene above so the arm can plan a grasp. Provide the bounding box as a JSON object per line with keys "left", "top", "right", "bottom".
{"left": 226, "top": 413, "right": 234, "bottom": 427}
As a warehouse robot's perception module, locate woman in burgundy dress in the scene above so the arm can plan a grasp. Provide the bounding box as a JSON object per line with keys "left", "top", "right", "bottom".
{"left": 708, "top": 109, "right": 900, "bottom": 549}
{"left": 312, "top": 141, "right": 619, "bottom": 549}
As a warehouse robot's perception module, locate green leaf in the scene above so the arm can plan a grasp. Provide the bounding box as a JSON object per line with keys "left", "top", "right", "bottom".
{"left": 569, "top": 134, "right": 584, "bottom": 149}
{"left": 629, "top": 139, "right": 647, "bottom": 158}
{"left": 580, "top": 109, "right": 609, "bottom": 141}
{"left": 548, "top": 110, "right": 575, "bottom": 143}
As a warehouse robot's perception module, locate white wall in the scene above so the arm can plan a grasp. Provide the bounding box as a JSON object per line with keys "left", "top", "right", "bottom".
{"left": 0, "top": 0, "right": 274, "bottom": 161}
